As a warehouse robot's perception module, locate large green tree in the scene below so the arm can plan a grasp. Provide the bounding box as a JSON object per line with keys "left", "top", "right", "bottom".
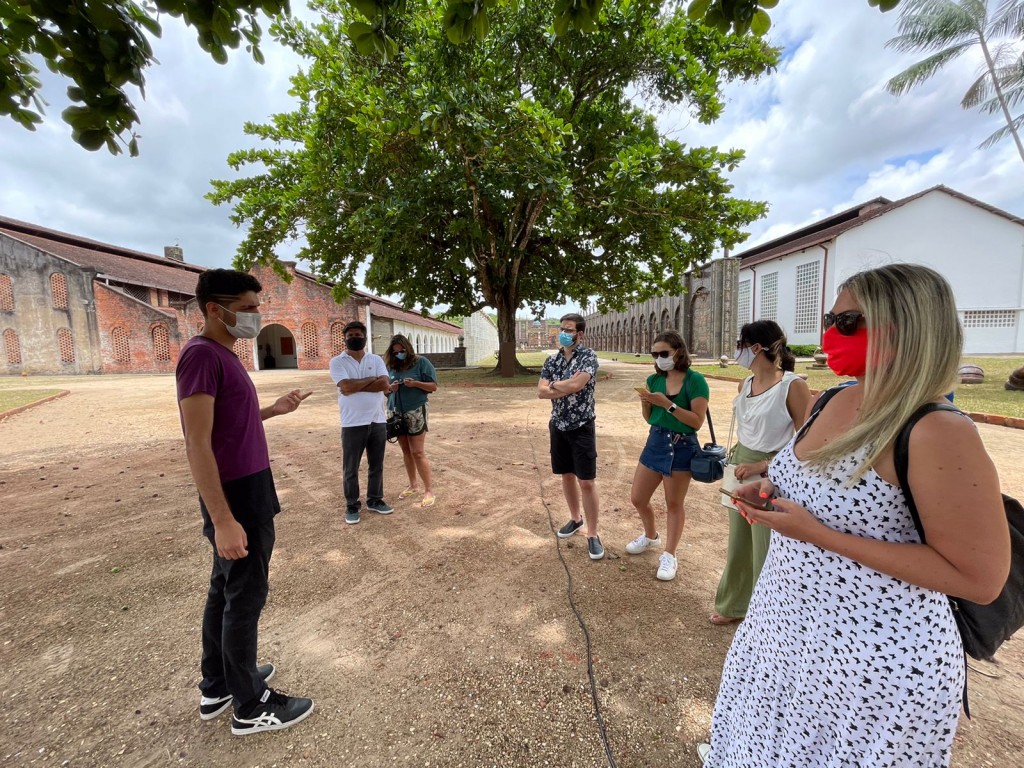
{"left": 886, "top": 0, "right": 1024, "bottom": 164}
{"left": 0, "top": 0, "right": 289, "bottom": 155}
{"left": 209, "top": 0, "right": 776, "bottom": 374}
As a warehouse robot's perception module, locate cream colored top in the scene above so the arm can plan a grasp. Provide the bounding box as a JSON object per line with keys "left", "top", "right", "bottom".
{"left": 733, "top": 371, "right": 800, "bottom": 453}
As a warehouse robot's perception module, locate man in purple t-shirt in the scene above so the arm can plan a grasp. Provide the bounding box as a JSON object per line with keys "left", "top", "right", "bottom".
{"left": 176, "top": 269, "right": 314, "bottom": 736}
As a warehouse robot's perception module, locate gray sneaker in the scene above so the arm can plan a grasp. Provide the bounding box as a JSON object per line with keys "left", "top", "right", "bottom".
{"left": 345, "top": 510, "right": 360, "bottom": 525}
{"left": 366, "top": 501, "right": 394, "bottom": 515}
{"left": 588, "top": 536, "right": 605, "bottom": 561}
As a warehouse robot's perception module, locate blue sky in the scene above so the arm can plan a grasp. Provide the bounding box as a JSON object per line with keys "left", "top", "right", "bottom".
{"left": 1, "top": 1, "right": 1021, "bottom": 319}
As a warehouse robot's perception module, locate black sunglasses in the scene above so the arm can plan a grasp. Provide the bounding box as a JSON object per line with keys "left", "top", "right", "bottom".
{"left": 650, "top": 350, "right": 674, "bottom": 359}
{"left": 822, "top": 310, "right": 864, "bottom": 336}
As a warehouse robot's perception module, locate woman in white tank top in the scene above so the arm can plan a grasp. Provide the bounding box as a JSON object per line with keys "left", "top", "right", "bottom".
{"left": 710, "top": 321, "right": 810, "bottom": 625}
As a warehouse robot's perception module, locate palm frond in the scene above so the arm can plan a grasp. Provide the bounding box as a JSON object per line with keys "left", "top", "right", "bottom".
{"left": 961, "top": 71, "right": 994, "bottom": 108}
{"left": 886, "top": 44, "right": 974, "bottom": 95}
{"left": 978, "top": 110, "right": 1024, "bottom": 148}
{"left": 887, "top": 0, "right": 986, "bottom": 53}
{"left": 990, "top": 0, "right": 1024, "bottom": 36}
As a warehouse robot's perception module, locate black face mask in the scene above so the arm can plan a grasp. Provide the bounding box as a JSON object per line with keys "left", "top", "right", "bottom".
{"left": 345, "top": 337, "right": 366, "bottom": 351}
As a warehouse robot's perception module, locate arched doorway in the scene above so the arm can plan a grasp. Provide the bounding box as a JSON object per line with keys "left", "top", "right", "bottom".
{"left": 257, "top": 323, "right": 298, "bottom": 369}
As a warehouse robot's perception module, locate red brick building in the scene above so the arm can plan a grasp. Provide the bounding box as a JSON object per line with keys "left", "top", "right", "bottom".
{"left": 0, "top": 217, "right": 461, "bottom": 375}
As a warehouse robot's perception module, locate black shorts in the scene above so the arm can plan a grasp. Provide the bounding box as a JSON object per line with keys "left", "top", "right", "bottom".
{"left": 549, "top": 419, "right": 597, "bottom": 481}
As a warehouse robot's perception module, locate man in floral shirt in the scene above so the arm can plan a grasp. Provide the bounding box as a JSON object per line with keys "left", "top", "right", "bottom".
{"left": 538, "top": 313, "right": 603, "bottom": 560}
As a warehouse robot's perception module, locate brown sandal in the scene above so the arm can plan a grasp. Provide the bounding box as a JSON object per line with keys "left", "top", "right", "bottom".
{"left": 709, "top": 612, "right": 743, "bottom": 626}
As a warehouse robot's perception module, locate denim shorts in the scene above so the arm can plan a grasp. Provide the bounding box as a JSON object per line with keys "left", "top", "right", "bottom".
{"left": 639, "top": 426, "right": 699, "bottom": 477}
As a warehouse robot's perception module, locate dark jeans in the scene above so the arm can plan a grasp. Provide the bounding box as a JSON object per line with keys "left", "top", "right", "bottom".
{"left": 342, "top": 422, "right": 386, "bottom": 512}
{"left": 198, "top": 468, "right": 279, "bottom": 714}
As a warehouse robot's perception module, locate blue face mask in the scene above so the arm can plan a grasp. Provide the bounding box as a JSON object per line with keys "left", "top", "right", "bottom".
{"left": 558, "top": 331, "right": 576, "bottom": 348}
{"left": 395, "top": 351, "right": 407, "bottom": 361}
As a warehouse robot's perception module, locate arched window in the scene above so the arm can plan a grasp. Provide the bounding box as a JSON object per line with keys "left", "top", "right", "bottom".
{"left": 151, "top": 324, "right": 170, "bottom": 361}
{"left": 331, "top": 322, "right": 346, "bottom": 355}
{"left": 301, "top": 323, "right": 319, "bottom": 358}
{"left": 50, "top": 273, "right": 69, "bottom": 310}
{"left": 3, "top": 328, "right": 21, "bottom": 364}
{"left": 0, "top": 275, "right": 13, "bottom": 312}
{"left": 57, "top": 328, "right": 75, "bottom": 363}
{"left": 111, "top": 327, "right": 130, "bottom": 363}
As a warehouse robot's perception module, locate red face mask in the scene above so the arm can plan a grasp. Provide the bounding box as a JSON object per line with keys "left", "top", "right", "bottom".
{"left": 822, "top": 325, "right": 868, "bottom": 377}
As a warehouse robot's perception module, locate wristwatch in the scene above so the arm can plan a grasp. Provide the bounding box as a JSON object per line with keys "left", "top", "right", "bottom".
{"left": 668, "top": 404, "right": 677, "bottom": 413}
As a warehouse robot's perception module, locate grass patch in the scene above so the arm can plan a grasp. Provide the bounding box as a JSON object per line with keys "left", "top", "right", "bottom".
{"left": 691, "top": 356, "right": 1024, "bottom": 418}
{"left": 595, "top": 350, "right": 654, "bottom": 365}
{"left": 0, "top": 389, "right": 64, "bottom": 415}
{"left": 438, "top": 351, "right": 611, "bottom": 387}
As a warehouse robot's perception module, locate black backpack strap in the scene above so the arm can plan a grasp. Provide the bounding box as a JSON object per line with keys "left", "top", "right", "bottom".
{"left": 892, "top": 401, "right": 973, "bottom": 717}
{"left": 893, "top": 402, "right": 966, "bottom": 543}
{"left": 794, "top": 382, "right": 857, "bottom": 443}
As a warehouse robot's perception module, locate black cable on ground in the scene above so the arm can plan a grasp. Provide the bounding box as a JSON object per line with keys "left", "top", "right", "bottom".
{"left": 529, "top": 434, "right": 619, "bottom": 768}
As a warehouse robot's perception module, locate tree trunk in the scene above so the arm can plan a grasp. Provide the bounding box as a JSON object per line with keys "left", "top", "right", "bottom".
{"left": 979, "top": 35, "right": 1024, "bottom": 165}
{"left": 493, "top": 293, "right": 520, "bottom": 378}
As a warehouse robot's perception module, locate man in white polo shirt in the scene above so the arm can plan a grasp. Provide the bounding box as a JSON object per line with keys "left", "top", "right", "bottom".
{"left": 329, "top": 320, "right": 393, "bottom": 525}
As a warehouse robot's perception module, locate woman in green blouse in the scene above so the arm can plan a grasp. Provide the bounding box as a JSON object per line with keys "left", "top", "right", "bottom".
{"left": 626, "top": 330, "right": 710, "bottom": 581}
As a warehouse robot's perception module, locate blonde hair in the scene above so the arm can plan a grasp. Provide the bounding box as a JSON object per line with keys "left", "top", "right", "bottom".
{"left": 806, "top": 263, "right": 962, "bottom": 480}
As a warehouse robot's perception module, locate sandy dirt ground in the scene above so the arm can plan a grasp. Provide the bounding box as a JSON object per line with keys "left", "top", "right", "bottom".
{"left": 1, "top": 361, "right": 1022, "bottom": 768}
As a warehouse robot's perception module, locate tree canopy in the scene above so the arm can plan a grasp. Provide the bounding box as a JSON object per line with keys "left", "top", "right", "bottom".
{"left": 2, "top": 0, "right": 905, "bottom": 155}
{"left": 0, "top": 0, "right": 289, "bottom": 155}
{"left": 209, "top": 0, "right": 776, "bottom": 374}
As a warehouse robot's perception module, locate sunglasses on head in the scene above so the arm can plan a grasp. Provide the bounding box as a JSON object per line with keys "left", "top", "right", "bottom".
{"left": 822, "top": 310, "right": 864, "bottom": 336}
{"left": 651, "top": 350, "right": 674, "bottom": 359}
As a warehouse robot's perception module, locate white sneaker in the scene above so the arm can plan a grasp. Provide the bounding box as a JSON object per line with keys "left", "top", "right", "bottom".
{"left": 656, "top": 552, "right": 677, "bottom": 581}
{"left": 625, "top": 532, "right": 660, "bottom": 554}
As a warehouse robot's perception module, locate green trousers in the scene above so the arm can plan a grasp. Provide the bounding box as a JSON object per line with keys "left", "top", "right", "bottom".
{"left": 713, "top": 442, "right": 774, "bottom": 619}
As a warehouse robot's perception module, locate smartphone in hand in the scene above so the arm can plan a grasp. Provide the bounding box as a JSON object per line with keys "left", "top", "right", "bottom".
{"left": 634, "top": 386, "right": 649, "bottom": 394}
{"left": 719, "top": 487, "right": 775, "bottom": 511}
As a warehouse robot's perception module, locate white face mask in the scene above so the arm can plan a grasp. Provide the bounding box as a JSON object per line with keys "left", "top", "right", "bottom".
{"left": 219, "top": 306, "right": 262, "bottom": 339}
{"left": 655, "top": 354, "right": 677, "bottom": 371}
{"left": 736, "top": 346, "right": 759, "bottom": 369}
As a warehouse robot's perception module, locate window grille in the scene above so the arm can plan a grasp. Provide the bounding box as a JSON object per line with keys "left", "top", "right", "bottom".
{"left": 760, "top": 272, "right": 778, "bottom": 321}
{"left": 111, "top": 327, "right": 130, "bottom": 363}
{"left": 794, "top": 262, "right": 821, "bottom": 333}
{"left": 3, "top": 328, "right": 21, "bottom": 364}
{"left": 50, "top": 273, "right": 68, "bottom": 310}
{"left": 301, "top": 323, "right": 319, "bottom": 358}
{"left": 152, "top": 324, "right": 171, "bottom": 361}
{"left": 58, "top": 328, "right": 75, "bottom": 363}
{"left": 331, "top": 322, "right": 346, "bottom": 355}
{"left": 234, "top": 338, "right": 253, "bottom": 362}
{"left": 961, "top": 310, "right": 1017, "bottom": 329}
{"left": 0, "top": 275, "right": 13, "bottom": 312}
{"left": 122, "top": 284, "right": 150, "bottom": 304}
{"left": 737, "top": 280, "right": 752, "bottom": 336}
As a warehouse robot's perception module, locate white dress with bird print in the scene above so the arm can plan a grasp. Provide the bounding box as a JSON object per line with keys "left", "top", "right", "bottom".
{"left": 706, "top": 425, "right": 964, "bottom": 767}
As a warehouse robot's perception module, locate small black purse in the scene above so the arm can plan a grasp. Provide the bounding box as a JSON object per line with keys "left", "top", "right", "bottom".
{"left": 689, "top": 409, "right": 727, "bottom": 484}
{"left": 386, "top": 382, "right": 407, "bottom": 443}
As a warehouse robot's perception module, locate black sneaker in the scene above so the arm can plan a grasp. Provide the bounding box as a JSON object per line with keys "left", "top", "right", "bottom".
{"left": 231, "top": 688, "right": 315, "bottom": 736}
{"left": 366, "top": 500, "right": 394, "bottom": 515}
{"left": 588, "top": 536, "right": 605, "bottom": 561}
{"left": 199, "top": 663, "right": 276, "bottom": 721}
{"left": 557, "top": 518, "right": 584, "bottom": 538}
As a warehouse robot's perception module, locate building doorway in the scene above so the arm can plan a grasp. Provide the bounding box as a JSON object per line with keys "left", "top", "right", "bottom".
{"left": 256, "top": 324, "right": 297, "bottom": 370}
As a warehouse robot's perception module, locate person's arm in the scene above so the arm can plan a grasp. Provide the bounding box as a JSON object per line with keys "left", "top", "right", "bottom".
{"left": 180, "top": 393, "right": 248, "bottom": 560}
{"left": 260, "top": 389, "right": 312, "bottom": 420}
{"left": 738, "top": 411, "right": 1010, "bottom": 603}
{"left": 550, "top": 371, "right": 592, "bottom": 396}
{"left": 404, "top": 360, "right": 438, "bottom": 393}
{"left": 786, "top": 377, "right": 812, "bottom": 430}
{"left": 338, "top": 376, "right": 389, "bottom": 395}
